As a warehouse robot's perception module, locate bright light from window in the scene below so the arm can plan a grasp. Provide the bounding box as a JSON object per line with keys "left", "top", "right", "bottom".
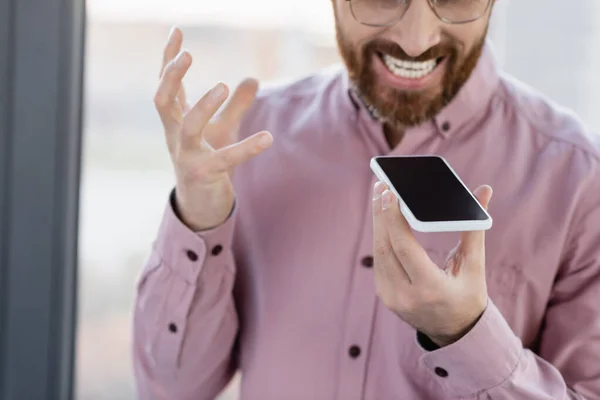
{"left": 87, "top": 0, "right": 336, "bottom": 36}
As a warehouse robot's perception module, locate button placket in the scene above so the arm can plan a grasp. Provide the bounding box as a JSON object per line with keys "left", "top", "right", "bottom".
{"left": 336, "top": 187, "right": 380, "bottom": 400}
{"left": 156, "top": 276, "right": 195, "bottom": 370}
{"left": 348, "top": 345, "right": 361, "bottom": 359}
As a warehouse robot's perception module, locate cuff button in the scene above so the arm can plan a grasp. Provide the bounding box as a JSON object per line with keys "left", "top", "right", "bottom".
{"left": 186, "top": 250, "right": 198, "bottom": 261}
{"left": 211, "top": 244, "right": 223, "bottom": 256}
{"left": 434, "top": 367, "right": 448, "bottom": 378}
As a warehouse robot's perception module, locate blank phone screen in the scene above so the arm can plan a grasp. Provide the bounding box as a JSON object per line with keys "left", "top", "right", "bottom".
{"left": 376, "top": 156, "right": 488, "bottom": 222}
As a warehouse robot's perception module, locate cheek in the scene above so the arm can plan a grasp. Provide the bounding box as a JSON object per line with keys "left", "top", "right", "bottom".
{"left": 444, "top": 21, "right": 488, "bottom": 57}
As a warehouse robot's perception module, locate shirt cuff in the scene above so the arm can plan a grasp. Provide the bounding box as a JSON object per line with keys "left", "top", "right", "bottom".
{"left": 154, "top": 189, "right": 237, "bottom": 283}
{"left": 418, "top": 299, "right": 523, "bottom": 397}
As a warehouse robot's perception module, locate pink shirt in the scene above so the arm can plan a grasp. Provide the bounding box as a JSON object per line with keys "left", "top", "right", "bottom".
{"left": 133, "top": 43, "right": 600, "bottom": 399}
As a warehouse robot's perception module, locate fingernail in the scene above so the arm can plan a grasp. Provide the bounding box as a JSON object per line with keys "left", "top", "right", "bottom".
{"left": 175, "top": 51, "right": 188, "bottom": 66}
{"left": 168, "top": 26, "right": 179, "bottom": 43}
{"left": 382, "top": 190, "right": 393, "bottom": 210}
{"left": 258, "top": 133, "right": 272, "bottom": 148}
{"left": 210, "top": 82, "right": 225, "bottom": 99}
{"left": 373, "top": 181, "right": 387, "bottom": 198}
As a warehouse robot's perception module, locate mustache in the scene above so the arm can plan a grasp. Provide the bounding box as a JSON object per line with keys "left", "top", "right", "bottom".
{"left": 364, "top": 39, "right": 455, "bottom": 62}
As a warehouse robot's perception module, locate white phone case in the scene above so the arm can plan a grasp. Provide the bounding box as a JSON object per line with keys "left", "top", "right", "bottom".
{"left": 370, "top": 156, "right": 493, "bottom": 233}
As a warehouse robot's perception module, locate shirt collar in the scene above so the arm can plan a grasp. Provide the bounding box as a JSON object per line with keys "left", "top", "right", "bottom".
{"left": 432, "top": 39, "right": 501, "bottom": 138}
{"left": 343, "top": 39, "right": 501, "bottom": 139}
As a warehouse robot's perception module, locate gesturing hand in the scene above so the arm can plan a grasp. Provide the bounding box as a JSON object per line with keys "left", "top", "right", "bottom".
{"left": 372, "top": 181, "right": 494, "bottom": 347}
{"left": 155, "top": 27, "right": 273, "bottom": 231}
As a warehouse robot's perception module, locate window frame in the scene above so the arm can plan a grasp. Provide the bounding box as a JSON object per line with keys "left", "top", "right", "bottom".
{"left": 0, "top": 0, "right": 85, "bottom": 398}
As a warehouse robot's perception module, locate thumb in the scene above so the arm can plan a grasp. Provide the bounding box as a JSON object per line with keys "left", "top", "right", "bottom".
{"left": 473, "top": 185, "right": 493, "bottom": 210}
{"left": 459, "top": 185, "right": 493, "bottom": 261}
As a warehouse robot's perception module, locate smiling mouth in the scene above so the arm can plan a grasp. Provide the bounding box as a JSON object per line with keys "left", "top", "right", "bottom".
{"left": 378, "top": 52, "right": 445, "bottom": 79}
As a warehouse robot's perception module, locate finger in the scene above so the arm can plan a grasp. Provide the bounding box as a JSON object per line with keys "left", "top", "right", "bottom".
{"left": 177, "top": 84, "right": 189, "bottom": 112}
{"left": 179, "top": 82, "right": 229, "bottom": 148}
{"left": 217, "top": 78, "right": 259, "bottom": 136}
{"left": 459, "top": 185, "right": 493, "bottom": 260}
{"left": 160, "top": 27, "right": 189, "bottom": 111}
{"left": 160, "top": 26, "right": 183, "bottom": 77}
{"left": 372, "top": 182, "right": 411, "bottom": 285}
{"left": 204, "top": 79, "right": 258, "bottom": 149}
{"left": 154, "top": 50, "right": 192, "bottom": 129}
{"left": 444, "top": 242, "right": 462, "bottom": 277}
{"left": 381, "top": 189, "right": 438, "bottom": 283}
{"left": 206, "top": 131, "right": 273, "bottom": 173}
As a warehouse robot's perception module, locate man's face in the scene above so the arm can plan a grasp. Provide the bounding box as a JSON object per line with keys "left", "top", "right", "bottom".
{"left": 334, "top": 0, "right": 493, "bottom": 128}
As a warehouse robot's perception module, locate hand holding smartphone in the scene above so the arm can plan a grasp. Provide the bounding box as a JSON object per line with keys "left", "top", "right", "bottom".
{"left": 370, "top": 155, "right": 492, "bottom": 233}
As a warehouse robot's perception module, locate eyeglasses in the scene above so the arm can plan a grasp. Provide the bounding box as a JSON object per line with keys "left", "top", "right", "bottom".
{"left": 346, "top": 0, "right": 493, "bottom": 27}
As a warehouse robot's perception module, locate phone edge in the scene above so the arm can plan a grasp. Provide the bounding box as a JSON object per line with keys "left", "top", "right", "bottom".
{"left": 369, "top": 156, "right": 493, "bottom": 232}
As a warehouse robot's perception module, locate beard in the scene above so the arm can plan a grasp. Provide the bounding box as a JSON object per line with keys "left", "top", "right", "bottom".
{"left": 336, "top": 26, "right": 488, "bottom": 129}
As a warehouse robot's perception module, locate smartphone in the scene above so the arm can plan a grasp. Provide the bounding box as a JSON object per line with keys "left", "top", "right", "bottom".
{"left": 370, "top": 155, "right": 492, "bottom": 232}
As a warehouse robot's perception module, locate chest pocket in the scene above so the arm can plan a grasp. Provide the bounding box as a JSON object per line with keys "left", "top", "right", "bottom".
{"left": 424, "top": 247, "right": 522, "bottom": 324}
{"left": 485, "top": 262, "right": 523, "bottom": 323}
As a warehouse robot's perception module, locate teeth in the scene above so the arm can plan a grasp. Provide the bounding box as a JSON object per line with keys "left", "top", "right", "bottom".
{"left": 382, "top": 54, "right": 438, "bottom": 79}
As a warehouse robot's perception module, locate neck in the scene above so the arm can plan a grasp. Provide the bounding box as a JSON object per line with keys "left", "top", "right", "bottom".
{"left": 351, "top": 86, "right": 407, "bottom": 149}
{"left": 383, "top": 123, "right": 405, "bottom": 149}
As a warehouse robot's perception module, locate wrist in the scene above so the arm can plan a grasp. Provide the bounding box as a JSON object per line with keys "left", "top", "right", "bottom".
{"left": 427, "top": 316, "right": 481, "bottom": 347}
{"left": 172, "top": 188, "right": 234, "bottom": 231}
{"left": 426, "top": 302, "right": 487, "bottom": 347}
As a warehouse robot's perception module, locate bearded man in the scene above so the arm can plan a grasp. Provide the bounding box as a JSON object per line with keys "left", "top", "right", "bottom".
{"left": 133, "top": 1, "right": 600, "bottom": 398}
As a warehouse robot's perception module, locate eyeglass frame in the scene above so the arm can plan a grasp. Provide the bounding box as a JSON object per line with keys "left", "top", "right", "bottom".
{"left": 345, "top": 0, "right": 493, "bottom": 27}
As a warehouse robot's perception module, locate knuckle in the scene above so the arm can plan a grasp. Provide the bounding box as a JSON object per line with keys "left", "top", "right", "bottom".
{"left": 374, "top": 243, "right": 389, "bottom": 260}
{"left": 251, "top": 140, "right": 264, "bottom": 155}
{"left": 219, "top": 150, "right": 236, "bottom": 168}
{"left": 154, "top": 92, "right": 168, "bottom": 108}
{"left": 392, "top": 242, "right": 411, "bottom": 260}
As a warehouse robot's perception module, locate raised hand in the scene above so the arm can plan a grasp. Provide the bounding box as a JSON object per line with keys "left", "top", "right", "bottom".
{"left": 154, "top": 27, "right": 273, "bottom": 231}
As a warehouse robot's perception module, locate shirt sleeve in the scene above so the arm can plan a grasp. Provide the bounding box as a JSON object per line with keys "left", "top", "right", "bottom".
{"left": 418, "top": 158, "right": 600, "bottom": 400}
{"left": 132, "top": 190, "right": 239, "bottom": 400}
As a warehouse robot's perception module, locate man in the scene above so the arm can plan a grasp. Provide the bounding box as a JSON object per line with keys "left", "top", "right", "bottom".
{"left": 133, "top": 0, "right": 600, "bottom": 398}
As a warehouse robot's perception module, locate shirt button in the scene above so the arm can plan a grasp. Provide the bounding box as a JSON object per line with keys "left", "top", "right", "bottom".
{"left": 348, "top": 345, "right": 361, "bottom": 359}
{"left": 168, "top": 323, "right": 178, "bottom": 333}
{"left": 441, "top": 122, "right": 451, "bottom": 132}
{"left": 361, "top": 256, "right": 373, "bottom": 268}
{"left": 434, "top": 367, "right": 448, "bottom": 378}
{"left": 211, "top": 244, "right": 223, "bottom": 256}
{"left": 186, "top": 250, "right": 198, "bottom": 261}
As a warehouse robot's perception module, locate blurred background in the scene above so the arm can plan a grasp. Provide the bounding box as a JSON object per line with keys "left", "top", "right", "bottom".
{"left": 76, "top": 0, "right": 600, "bottom": 399}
